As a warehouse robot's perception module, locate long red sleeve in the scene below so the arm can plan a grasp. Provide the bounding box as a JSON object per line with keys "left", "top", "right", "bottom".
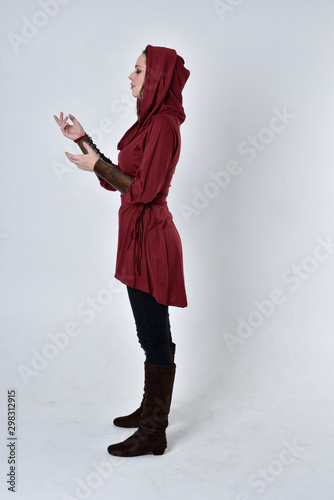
{"left": 121, "top": 116, "right": 177, "bottom": 204}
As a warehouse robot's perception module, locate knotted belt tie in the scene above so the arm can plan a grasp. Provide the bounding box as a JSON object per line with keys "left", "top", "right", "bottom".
{"left": 127, "top": 199, "right": 167, "bottom": 276}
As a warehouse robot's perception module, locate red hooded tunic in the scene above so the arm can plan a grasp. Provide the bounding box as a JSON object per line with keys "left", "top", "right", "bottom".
{"left": 99, "top": 45, "right": 190, "bottom": 307}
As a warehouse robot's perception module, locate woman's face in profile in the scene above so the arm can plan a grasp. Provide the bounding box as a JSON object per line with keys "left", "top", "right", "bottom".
{"left": 129, "top": 53, "right": 146, "bottom": 99}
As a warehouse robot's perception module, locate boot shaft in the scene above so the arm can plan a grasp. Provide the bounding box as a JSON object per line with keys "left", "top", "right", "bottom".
{"left": 140, "top": 362, "right": 176, "bottom": 433}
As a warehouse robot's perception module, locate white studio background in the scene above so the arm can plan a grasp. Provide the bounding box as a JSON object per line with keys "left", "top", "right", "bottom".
{"left": 1, "top": 0, "right": 334, "bottom": 499}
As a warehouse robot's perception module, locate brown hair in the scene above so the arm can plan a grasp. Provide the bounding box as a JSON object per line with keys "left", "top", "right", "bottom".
{"left": 137, "top": 48, "right": 147, "bottom": 119}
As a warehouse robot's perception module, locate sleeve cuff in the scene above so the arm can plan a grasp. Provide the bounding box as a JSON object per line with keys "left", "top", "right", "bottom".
{"left": 74, "top": 134, "right": 87, "bottom": 143}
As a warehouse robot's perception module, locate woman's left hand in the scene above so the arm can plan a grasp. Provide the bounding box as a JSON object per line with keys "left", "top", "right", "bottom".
{"left": 65, "top": 142, "right": 99, "bottom": 172}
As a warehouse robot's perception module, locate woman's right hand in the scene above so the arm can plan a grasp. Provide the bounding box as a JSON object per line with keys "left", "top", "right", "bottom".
{"left": 53, "top": 112, "right": 85, "bottom": 141}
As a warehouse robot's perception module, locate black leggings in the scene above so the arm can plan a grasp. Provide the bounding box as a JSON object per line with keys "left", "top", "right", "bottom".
{"left": 127, "top": 286, "right": 174, "bottom": 365}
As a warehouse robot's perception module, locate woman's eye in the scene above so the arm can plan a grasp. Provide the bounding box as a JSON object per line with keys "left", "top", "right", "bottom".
{"left": 136, "top": 70, "right": 141, "bottom": 74}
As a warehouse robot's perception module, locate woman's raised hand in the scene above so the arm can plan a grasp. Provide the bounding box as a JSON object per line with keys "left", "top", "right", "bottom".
{"left": 53, "top": 112, "right": 85, "bottom": 140}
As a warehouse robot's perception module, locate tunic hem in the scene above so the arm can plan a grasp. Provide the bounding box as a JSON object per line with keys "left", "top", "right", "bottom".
{"left": 114, "top": 272, "right": 188, "bottom": 308}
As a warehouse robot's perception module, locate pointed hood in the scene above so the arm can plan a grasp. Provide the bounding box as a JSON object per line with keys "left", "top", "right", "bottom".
{"left": 118, "top": 44, "right": 190, "bottom": 150}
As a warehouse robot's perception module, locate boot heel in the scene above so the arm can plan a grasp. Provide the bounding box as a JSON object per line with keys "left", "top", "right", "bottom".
{"left": 153, "top": 449, "right": 165, "bottom": 455}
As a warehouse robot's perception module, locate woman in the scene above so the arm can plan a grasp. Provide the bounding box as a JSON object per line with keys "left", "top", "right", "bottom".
{"left": 54, "top": 45, "right": 190, "bottom": 457}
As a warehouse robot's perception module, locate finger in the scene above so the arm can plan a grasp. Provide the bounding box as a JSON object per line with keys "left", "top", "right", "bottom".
{"left": 61, "top": 118, "right": 68, "bottom": 130}
{"left": 65, "top": 152, "right": 77, "bottom": 164}
{"left": 69, "top": 113, "right": 77, "bottom": 123}
{"left": 65, "top": 152, "right": 82, "bottom": 161}
{"left": 54, "top": 115, "right": 60, "bottom": 125}
{"left": 82, "top": 142, "right": 92, "bottom": 151}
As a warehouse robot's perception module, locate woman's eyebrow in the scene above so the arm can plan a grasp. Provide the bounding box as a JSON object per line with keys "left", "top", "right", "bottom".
{"left": 135, "top": 65, "right": 142, "bottom": 69}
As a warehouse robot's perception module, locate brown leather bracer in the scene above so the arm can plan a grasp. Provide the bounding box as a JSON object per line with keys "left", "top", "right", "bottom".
{"left": 76, "top": 135, "right": 134, "bottom": 195}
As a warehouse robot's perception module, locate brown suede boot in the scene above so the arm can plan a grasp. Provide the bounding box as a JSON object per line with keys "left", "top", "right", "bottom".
{"left": 107, "top": 362, "right": 176, "bottom": 457}
{"left": 113, "top": 343, "right": 176, "bottom": 428}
